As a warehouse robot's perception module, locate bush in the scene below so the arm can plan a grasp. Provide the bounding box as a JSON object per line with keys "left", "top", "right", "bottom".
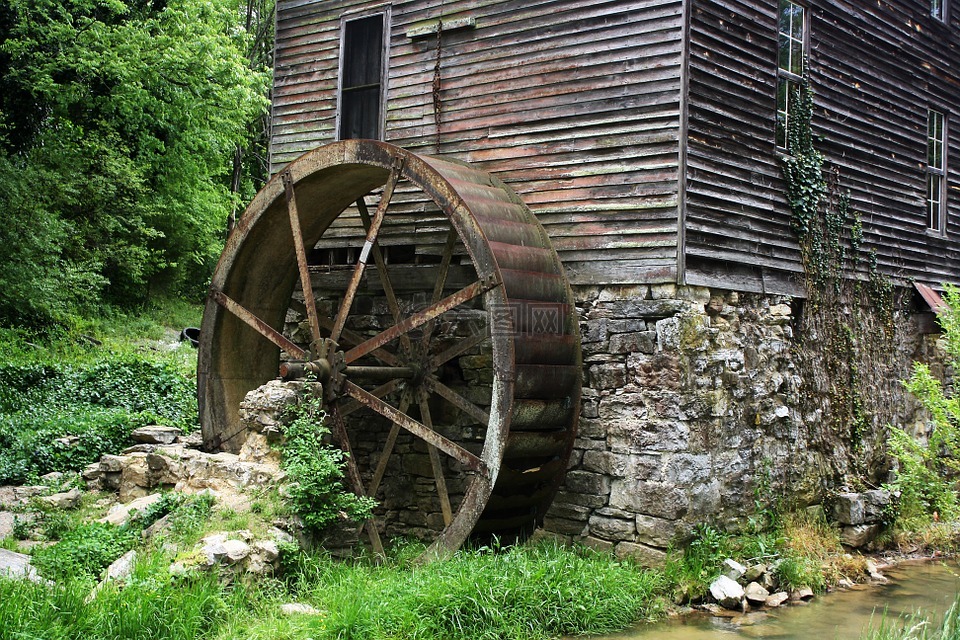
{"left": 31, "top": 522, "right": 138, "bottom": 582}
{"left": 0, "top": 352, "right": 197, "bottom": 484}
{"left": 889, "top": 284, "right": 960, "bottom": 524}
{"left": 280, "top": 392, "right": 376, "bottom": 531}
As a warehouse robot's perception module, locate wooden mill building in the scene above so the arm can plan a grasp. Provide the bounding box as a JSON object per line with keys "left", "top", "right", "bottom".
{"left": 270, "top": 0, "right": 959, "bottom": 293}
{"left": 238, "top": 0, "right": 960, "bottom": 556}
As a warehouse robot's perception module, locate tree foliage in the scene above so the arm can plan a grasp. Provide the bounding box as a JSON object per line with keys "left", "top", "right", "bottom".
{"left": 0, "top": 0, "right": 271, "bottom": 326}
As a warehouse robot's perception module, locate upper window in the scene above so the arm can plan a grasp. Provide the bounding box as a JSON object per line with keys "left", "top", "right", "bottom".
{"left": 776, "top": 0, "right": 807, "bottom": 149}
{"left": 926, "top": 109, "right": 947, "bottom": 233}
{"left": 338, "top": 13, "right": 387, "bottom": 140}
{"left": 931, "top": 0, "right": 948, "bottom": 21}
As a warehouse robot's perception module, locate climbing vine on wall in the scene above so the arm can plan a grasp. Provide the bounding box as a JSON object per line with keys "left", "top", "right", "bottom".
{"left": 779, "top": 78, "right": 900, "bottom": 486}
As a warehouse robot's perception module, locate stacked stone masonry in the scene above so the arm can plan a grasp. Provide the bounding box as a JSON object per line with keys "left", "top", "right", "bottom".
{"left": 543, "top": 284, "right": 944, "bottom": 562}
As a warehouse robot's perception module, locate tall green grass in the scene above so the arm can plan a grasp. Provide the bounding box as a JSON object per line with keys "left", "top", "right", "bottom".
{"left": 229, "top": 540, "right": 667, "bottom": 640}
{"left": 862, "top": 597, "right": 960, "bottom": 640}
{"left": 0, "top": 554, "right": 237, "bottom": 640}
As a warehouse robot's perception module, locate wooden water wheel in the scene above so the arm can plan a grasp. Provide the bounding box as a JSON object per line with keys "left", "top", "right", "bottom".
{"left": 198, "top": 140, "right": 581, "bottom": 559}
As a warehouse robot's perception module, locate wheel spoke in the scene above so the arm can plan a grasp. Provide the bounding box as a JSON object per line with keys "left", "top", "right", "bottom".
{"left": 317, "top": 316, "right": 401, "bottom": 367}
{"left": 344, "top": 279, "right": 496, "bottom": 364}
{"left": 356, "top": 197, "right": 414, "bottom": 359}
{"left": 428, "top": 330, "right": 489, "bottom": 370}
{"left": 419, "top": 226, "right": 458, "bottom": 351}
{"left": 365, "top": 391, "right": 410, "bottom": 499}
{"left": 282, "top": 171, "right": 322, "bottom": 346}
{"left": 419, "top": 390, "right": 453, "bottom": 526}
{"left": 338, "top": 379, "right": 404, "bottom": 418}
{"left": 330, "top": 157, "right": 405, "bottom": 343}
{"left": 423, "top": 376, "right": 491, "bottom": 426}
{"left": 329, "top": 403, "right": 384, "bottom": 558}
{"left": 210, "top": 288, "right": 306, "bottom": 359}
{"left": 343, "top": 381, "right": 485, "bottom": 472}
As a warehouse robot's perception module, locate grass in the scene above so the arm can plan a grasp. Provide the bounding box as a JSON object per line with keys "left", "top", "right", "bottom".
{"left": 0, "top": 297, "right": 201, "bottom": 484}
{"left": 862, "top": 597, "right": 960, "bottom": 640}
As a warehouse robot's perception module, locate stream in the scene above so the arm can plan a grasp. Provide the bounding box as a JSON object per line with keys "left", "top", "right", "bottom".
{"left": 601, "top": 559, "right": 960, "bottom": 639}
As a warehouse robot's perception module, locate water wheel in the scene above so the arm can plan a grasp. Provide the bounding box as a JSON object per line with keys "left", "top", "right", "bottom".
{"left": 198, "top": 140, "right": 581, "bottom": 560}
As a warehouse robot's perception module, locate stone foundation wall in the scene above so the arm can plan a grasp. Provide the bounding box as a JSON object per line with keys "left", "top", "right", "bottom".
{"left": 543, "top": 284, "right": 943, "bottom": 563}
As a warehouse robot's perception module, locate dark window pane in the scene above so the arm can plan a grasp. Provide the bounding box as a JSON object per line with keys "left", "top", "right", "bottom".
{"left": 342, "top": 15, "right": 384, "bottom": 89}
{"left": 340, "top": 87, "right": 381, "bottom": 140}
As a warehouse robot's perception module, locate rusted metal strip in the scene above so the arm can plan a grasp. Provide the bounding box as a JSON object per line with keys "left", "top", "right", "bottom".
{"left": 210, "top": 288, "right": 306, "bottom": 359}
{"left": 362, "top": 390, "right": 410, "bottom": 505}
{"left": 338, "top": 379, "right": 403, "bottom": 418}
{"left": 330, "top": 157, "right": 404, "bottom": 343}
{"left": 318, "top": 316, "right": 400, "bottom": 367}
{"left": 420, "top": 389, "right": 453, "bottom": 526}
{"left": 329, "top": 403, "right": 384, "bottom": 558}
{"left": 343, "top": 381, "right": 485, "bottom": 472}
{"left": 423, "top": 376, "right": 491, "bottom": 425}
{"left": 344, "top": 279, "right": 495, "bottom": 364}
{"left": 356, "top": 197, "right": 414, "bottom": 359}
{"left": 282, "top": 170, "right": 322, "bottom": 346}
{"left": 428, "top": 330, "right": 489, "bottom": 370}
{"left": 419, "top": 226, "right": 459, "bottom": 351}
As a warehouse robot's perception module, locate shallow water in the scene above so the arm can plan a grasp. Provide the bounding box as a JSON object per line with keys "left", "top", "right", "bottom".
{"left": 606, "top": 560, "right": 960, "bottom": 639}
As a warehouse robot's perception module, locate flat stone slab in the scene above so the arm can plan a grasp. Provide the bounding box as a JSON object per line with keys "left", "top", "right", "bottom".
{"left": 0, "top": 512, "right": 14, "bottom": 538}
{"left": 0, "top": 548, "right": 44, "bottom": 583}
{"left": 131, "top": 426, "right": 182, "bottom": 445}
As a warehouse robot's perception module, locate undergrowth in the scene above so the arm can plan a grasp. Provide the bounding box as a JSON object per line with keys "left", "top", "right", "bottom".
{"left": 0, "top": 299, "right": 199, "bottom": 484}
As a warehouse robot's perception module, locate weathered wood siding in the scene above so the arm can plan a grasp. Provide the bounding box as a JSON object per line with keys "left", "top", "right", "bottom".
{"left": 684, "top": 0, "right": 960, "bottom": 293}
{"left": 271, "top": 0, "right": 686, "bottom": 286}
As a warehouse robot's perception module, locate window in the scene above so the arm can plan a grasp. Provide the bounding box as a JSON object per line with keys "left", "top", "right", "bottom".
{"left": 932, "top": 0, "right": 948, "bottom": 21}
{"left": 926, "top": 109, "right": 947, "bottom": 233}
{"left": 776, "top": 0, "right": 807, "bottom": 149}
{"left": 338, "top": 13, "right": 387, "bottom": 140}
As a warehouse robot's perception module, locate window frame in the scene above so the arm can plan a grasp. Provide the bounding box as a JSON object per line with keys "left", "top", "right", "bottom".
{"left": 335, "top": 7, "right": 391, "bottom": 141}
{"left": 931, "top": 0, "right": 949, "bottom": 22}
{"left": 926, "top": 108, "right": 948, "bottom": 235}
{"left": 775, "top": 0, "right": 810, "bottom": 150}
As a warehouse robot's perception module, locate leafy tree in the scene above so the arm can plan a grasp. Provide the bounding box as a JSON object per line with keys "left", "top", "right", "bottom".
{"left": 0, "top": 0, "right": 270, "bottom": 326}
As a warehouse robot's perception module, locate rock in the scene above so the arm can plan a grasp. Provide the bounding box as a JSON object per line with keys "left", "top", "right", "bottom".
{"left": 841, "top": 524, "right": 882, "bottom": 548}
{"left": 82, "top": 463, "right": 102, "bottom": 481}
{"left": 40, "top": 488, "right": 83, "bottom": 510}
{"left": 253, "top": 540, "right": 279, "bottom": 562}
{"left": 862, "top": 489, "right": 892, "bottom": 521}
{"left": 743, "top": 563, "right": 766, "bottom": 583}
{"left": 222, "top": 539, "right": 251, "bottom": 563}
{"left": 833, "top": 493, "right": 866, "bottom": 525}
{"left": 100, "top": 455, "right": 128, "bottom": 473}
{"left": 181, "top": 431, "right": 204, "bottom": 449}
{"left": 0, "top": 548, "right": 45, "bottom": 583}
{"left": 765, "top": 592, "right": 789, "bottom": 607}
{"left": 710, "top": 575, "right": 745, "bottom": 610}
{"left": 744, "top": 582, "right": 770, "bottom": 604}
{"left": 269, "top": 526, "right": 296, "bottom": 546}
{"left": 100, "top": 493, "right": 163, "bottom": 526}
{"left": 281, "top": 603, "right": 321, "bottom": 616}
{"left": 54, "top": 436, "right": 80, "bottom": 448}
{"left": 104, "top": 549, "right": 137, "bottom": 581}
{"left": 0, "top": 512, "right": 14, "bottom": 538}
{"left": 143, "top": 514, "right": 171, "bottom": 539}
{"left": 131, "top": 426, "right": 183, "bottom": 445}
{"left": 722, "top": 558, "right": 747, "bottom": 581}
{"left": 39, "top": 472, "right": 65, "bottom": 485}
{"left": 865, "top": 558, "right": 887, "bottom": 582}
{"left": 793, "top": 587, "right": 814, "bottom": 600}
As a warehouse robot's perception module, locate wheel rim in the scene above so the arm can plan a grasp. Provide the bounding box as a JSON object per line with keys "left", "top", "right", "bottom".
{"left": 199, "top": 140, "right": 580, "bottom": 559}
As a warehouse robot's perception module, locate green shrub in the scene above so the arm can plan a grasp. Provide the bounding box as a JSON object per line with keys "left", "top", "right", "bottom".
{"left": 31, "top": 521, "right": 138, "bottom": 582}
{"left": 0, "top": 353, "right": 197, "bottom": 484}
{"left": 280, "top": 393, "right": 376, "bottom": 531}
{"left": 889, "top": 284, "right": 960, "bottom": 524}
